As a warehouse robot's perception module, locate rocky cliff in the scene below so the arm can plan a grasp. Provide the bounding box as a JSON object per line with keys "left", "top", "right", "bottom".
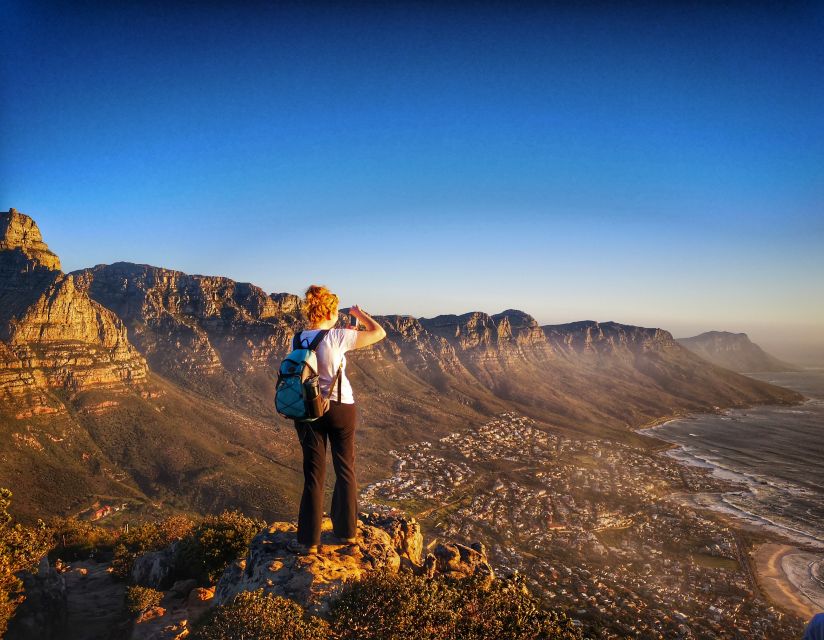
{"left": 73, "top": 262, "right": 300, "bottom": 412}
{"left": 0, "top": 209, "right": 147, "bottom": 407}
{"left": 677, "top": 330, "right": 798, "bottom": 372}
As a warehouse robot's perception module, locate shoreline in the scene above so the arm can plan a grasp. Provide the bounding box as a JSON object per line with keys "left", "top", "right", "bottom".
{"left": 751, "top": 544, "right": 824, "bottom": 620}
{"left": 634, "top": 381, "right": 824, "bottom": 622}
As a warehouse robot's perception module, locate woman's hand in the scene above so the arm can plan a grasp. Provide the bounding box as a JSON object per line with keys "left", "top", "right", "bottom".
{"left": 348, "top": 305, "right": 386, "bottom": 349}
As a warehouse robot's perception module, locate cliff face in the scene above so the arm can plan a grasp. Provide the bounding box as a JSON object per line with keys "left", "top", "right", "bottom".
{"left": 0, "top": 208, "right": 61, "bottom": 271}
{"left": 73, "top": 257, "right": 801, "bottom": 435}
{"left": 69, "top": 263, "right": 797, "bottom": 438}
{"left": 0, "top": 209, "right": 147, "bottom": 405}
{"left": 75, "top": 263, "right": 294, "bottom": 370}
{"left": 73, "top": 262, "right": 303, "bottom": 413}
{"left": 677, "top": 331, "right": 798, "bottom": 373}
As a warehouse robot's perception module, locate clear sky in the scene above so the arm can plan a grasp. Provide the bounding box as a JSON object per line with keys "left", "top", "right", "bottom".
{"left": 2, "top": 2, "right": 823, "bottom": 361}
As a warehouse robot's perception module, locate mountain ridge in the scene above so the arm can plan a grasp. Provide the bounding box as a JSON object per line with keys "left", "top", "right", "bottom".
{"left": 677, "top": 330, "right": 798, "bottom": 373}
{"left": 0, "top": 208, "right": 803, "bottom": 522}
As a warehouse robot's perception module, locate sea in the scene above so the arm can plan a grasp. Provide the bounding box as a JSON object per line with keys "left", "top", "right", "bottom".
{"left": 640, "top": 368, "right": 824, "bottom": 548}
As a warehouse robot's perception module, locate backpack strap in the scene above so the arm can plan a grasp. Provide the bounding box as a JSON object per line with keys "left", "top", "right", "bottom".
{"left": 293, "top": 329, "right": 329, "bottom": 351}
{"left": 308, "top": 330, "right": 329, "bottom": 351}
{"left": 327, "top": 361, "right": 344, "bottom": 402}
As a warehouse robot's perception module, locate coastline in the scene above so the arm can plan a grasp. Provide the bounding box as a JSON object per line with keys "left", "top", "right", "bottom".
{"left": 751, "top": 544, "right": 824, "bottom": 620}
{"left": 634, "top": 379, "right": 824, "bottom": 622}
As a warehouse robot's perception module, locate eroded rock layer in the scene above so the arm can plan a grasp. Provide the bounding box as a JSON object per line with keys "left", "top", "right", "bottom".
{"left": 0, "top": 209, "right": 146, "bottom": 404}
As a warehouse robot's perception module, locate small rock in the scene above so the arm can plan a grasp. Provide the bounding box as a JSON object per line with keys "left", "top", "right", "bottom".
{"left": 168, "top": 578, "right": 198, "bottom": 599}
{"left": 187, "top": 586, "right": 215, "bottom": 606}
{"left": 136, "top": 606, "right": 166, "bottom": 624}
{"left": 132, "top": 543, "right": 178, "bottom": 589}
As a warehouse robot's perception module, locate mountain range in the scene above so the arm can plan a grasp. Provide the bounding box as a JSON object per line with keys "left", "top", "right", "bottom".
{"left": 0, "top": 208, "right": 802, "bottom": 522}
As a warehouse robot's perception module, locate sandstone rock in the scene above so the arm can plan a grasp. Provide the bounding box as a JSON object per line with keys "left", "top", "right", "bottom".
{"left": 429, "top": 542, "right": 494, "bottom": 582}
{"left": 130, "top": 584, "right": 213, "bottom": 640}
{"left": 132, "top": 544, "right": 178, "bottom": 590}
{"left": 0, "top": 209, "right": 147, "bottom": 403}
{"left": 543, "top": 320, "right": 676, "bottom": 356}
{"left": 167, "top": 579, "right": 197, "bottom": 600}
{"left": 0, "top": 208, "right": 61, "bottom": 270}
{"left": 187, "top": 586, "right": 215, "bottom": 605}
{"left": 359, "top": 512, "right": 423, "bottom": 565}
{"left": 136, "top": 606, "right": 166, "bottom": 624}
{"left": 214, "top": 518, "right": 401, "bottom": 616}
{"left": 74, "top": 262, "right": 300, "bottom": 393}
{"left": 5, "top": 557, "right": 68, "bottom": 639}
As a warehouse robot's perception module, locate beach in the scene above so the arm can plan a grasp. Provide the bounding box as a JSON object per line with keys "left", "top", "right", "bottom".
{"left": 752, "top": 544, "right": 824, "bottom": 620}
{"left": 639, "top": 369, "right": 824, "bottom": 621}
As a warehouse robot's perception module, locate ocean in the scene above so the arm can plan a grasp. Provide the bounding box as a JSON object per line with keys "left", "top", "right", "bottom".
{"left": 641, "top": 368, "right": 824, "bottom": 548}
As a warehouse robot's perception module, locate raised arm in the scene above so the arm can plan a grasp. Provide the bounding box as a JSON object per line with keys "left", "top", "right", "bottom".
{"left": 349, "top": 305, "right": 386, "bottom": 349}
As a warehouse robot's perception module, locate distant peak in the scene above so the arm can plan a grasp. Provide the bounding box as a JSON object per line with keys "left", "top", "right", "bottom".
{"left": 0, "top": 208, "right": 62, "bottom": 271}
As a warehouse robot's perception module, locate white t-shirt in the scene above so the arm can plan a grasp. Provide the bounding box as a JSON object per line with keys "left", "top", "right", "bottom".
{"left": 295, "top": 328, "right": 358, "bottom": 404}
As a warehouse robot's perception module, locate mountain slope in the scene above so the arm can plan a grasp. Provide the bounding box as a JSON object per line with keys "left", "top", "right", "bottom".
{"left": 677, "top": 331, "right": 798, "bottom": 372}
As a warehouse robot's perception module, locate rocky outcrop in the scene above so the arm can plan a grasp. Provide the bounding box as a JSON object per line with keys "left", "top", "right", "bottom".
{"left": 0, "top": 208, "right": 61, "bottom": 271}
{"left": 131, "top": 544, "right": 179, "bottom": 590}
{"left": 215, "top": 517, "right": 403, "bottom": 615}
{"left": 677, "top": 331, "right": 798, "bottom": 372}
{"left": 544, "top": 320, "right": 677, "bottom": 357}
{"left": 426, "top": 541, "right": 494, "bottom": 582}
{"left": 214, "top": 514, "right": 492, "bottom": 617}
{"left": 359, "top": 512, "right": 423, "bottom": 566}
{"left": 130, "top": 581, "right": 214, "bottom": 640}
{"left": 0, "top": 209, "right": 146, "bottom": 404}
{"left": 5, "top": 557, "right": 68, "bottom": 640}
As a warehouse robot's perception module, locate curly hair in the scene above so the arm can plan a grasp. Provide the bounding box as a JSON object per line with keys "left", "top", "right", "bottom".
{"left": 301, "top": 285, "right": 339, "bottom": 326}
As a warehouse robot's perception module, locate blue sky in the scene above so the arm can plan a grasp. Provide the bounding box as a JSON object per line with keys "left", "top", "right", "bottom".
{"left": 2, "top": 2, "right": 823, "bottom": 358}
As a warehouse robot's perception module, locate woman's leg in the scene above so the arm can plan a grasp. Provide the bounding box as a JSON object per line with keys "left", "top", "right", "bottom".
{"left": 327, "top": 402, "right": 358, "bottom": 539}
{"left": 295, "top": 421, "right": 328, "bottom": 546}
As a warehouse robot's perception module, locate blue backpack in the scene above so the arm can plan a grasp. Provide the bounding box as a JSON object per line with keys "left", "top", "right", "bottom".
{"left": 275, "top": 330, "right": 343, "bottom": 422}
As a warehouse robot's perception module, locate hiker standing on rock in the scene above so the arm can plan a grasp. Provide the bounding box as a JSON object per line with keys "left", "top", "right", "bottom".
{"left": 285, "top": 285, "right": 386, "bottom": 554}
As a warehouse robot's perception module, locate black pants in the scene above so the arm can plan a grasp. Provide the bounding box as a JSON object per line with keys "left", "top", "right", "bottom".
{"left": 294, "top": 402, "right": 358, "bottom": 546}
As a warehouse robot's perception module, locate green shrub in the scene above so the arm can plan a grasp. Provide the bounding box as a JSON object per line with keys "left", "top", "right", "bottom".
{"left": 0, "top": 488, "right": 51, "bottom": 637}
{"left": 331, "top": 570, "right": 458, "bottom": 640}
{"left": 125, "top": 585, "right": 163, "bottom": 614}
{"left": 47, "top": 517, "right": 116, "bottom": 562}
{"left": 453, "top": 573, "right": 582, "bottom": 640}
{"left": 176, "top": 511, "right": 264, "bottom": 585}
{"left": 330, "top": 570, "right": 582, "bottom": 640}
{"left": 191, "top": 589, "right": 329, "bottom": 640}
{"left": 111, "top": 514, "right": 195, "bottom": 580}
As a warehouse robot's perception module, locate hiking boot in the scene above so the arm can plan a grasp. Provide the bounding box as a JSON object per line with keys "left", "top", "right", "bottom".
{"left": 287, "top": 539, "right": 318, "bottom": 555}
{"left": 332, "top": 535, "right": 358, "bottom": 545}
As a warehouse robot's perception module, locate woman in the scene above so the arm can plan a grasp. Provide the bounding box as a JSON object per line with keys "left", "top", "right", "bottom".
{"left": 288, "top": 285, "right": 386, "bottom": 554}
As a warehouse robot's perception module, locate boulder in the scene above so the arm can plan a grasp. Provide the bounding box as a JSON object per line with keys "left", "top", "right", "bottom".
{"left": 359, "top": 512, "right": 423, "bottom": 565}
{"left": 215, "top": 517, "right": 401, "bottom": 616}
{"left": 4, "top": 557, "right": 67, "bottom": 640}
{"left": 426, "top": 542, "right": 494, "bottom": 582}
{"left": 132, "top": 543, "right": 178, "bottom": 590}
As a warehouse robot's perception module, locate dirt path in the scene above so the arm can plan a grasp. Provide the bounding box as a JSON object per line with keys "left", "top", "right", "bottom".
{"left": 58, "top": 561, "right": 129, "bottom": 640}
{"left": 751, "top": 543, "right": 820, "bottom": 621}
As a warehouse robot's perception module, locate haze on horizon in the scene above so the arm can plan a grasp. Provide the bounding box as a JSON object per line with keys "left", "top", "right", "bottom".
{"left": 2, "top": 2, "right": 822, "bottom": 363}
